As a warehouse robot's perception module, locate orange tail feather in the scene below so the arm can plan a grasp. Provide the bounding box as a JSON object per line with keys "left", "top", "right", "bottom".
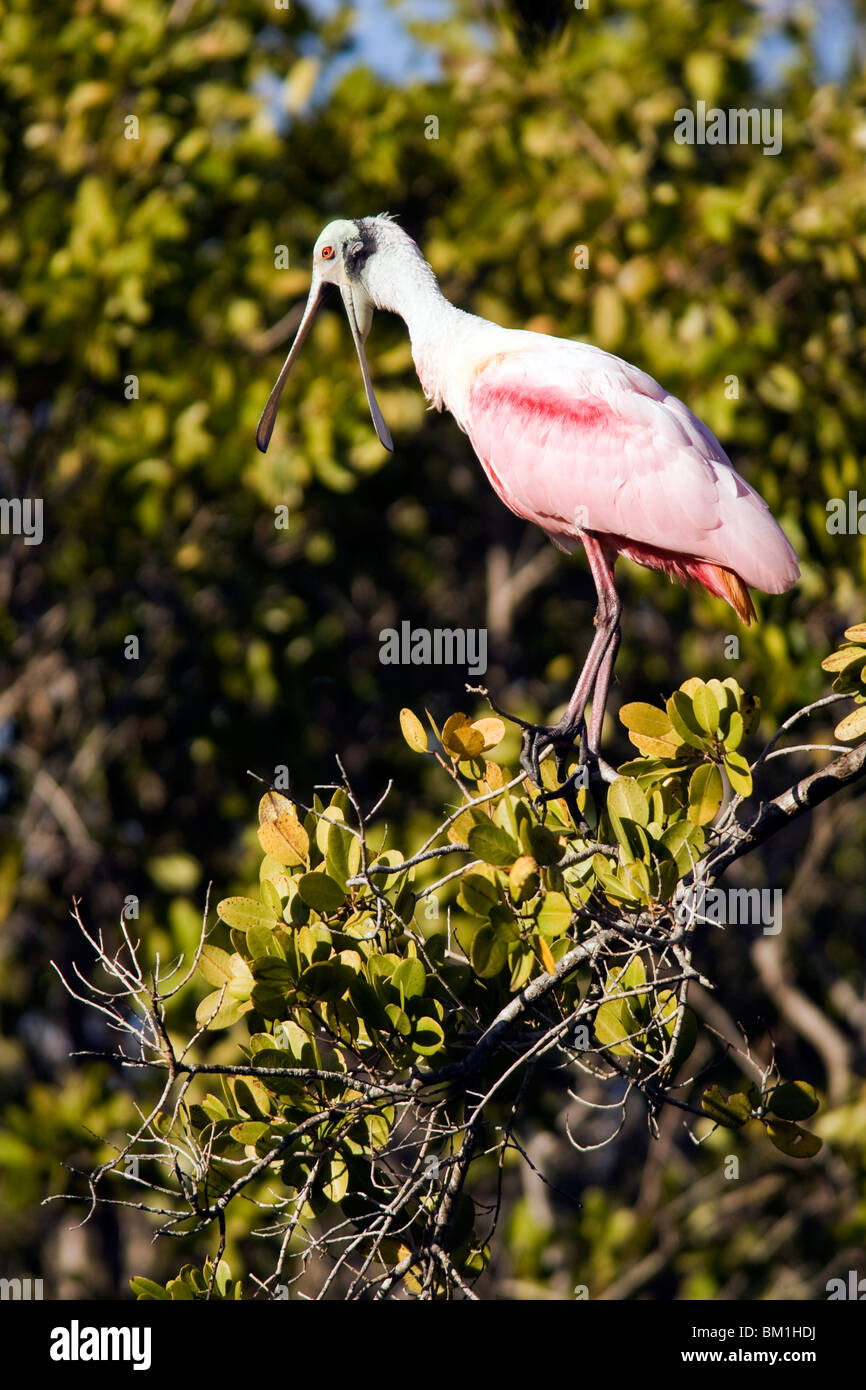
{"left": 702, "top": 564, "right": 757, "bottom": 625}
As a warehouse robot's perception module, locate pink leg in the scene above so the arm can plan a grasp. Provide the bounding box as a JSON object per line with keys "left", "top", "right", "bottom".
{"left": 557, "top": 535, "right": 620, "bottom": 731}
{"left": 520, "top": 534, "right": 621, "bottom": 783}
{"left": 587, "top": 623, "right": 620, "bottom": 754}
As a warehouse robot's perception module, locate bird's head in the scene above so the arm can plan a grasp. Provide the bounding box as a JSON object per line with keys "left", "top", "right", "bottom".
{"left": 256, "top": 217, "right": 392, "bottom": 454}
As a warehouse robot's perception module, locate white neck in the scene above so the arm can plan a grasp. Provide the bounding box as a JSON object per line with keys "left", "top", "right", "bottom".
{"left": 357, "top": 221, "right": 505, "bottom": 426}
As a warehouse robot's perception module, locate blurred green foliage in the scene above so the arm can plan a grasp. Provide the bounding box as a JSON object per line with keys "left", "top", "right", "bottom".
{"left": 1, "top": 0, "right": 866, "bottom": 1297}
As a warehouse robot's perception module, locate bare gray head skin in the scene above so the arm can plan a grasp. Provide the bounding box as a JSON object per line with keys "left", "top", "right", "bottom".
{"left": 256, "top": 215, "right": 406, "bottom": 454}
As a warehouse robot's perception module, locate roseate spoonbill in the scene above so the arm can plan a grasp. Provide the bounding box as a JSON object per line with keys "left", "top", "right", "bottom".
{"left": 256, "top": 215, "right": 799, "bottom": 783}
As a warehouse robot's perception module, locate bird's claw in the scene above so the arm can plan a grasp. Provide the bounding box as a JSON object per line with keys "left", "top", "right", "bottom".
{"left": 468, "top": 686, "right": 616, "bottom": 812}
{"left": 519, "top": 720, "right": 584, "bottom": 796}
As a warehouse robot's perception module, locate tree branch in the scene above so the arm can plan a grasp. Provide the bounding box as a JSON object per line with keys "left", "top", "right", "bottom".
{"left": 706, "top": 741, "right": 866, "bottom": 881}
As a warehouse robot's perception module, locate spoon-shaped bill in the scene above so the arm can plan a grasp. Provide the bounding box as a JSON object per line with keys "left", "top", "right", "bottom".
{"left": 340, "top": 285, "right": 394, "bottom": 453}
{"left": 255, "top": 278, "right": 328, "bottom": 454}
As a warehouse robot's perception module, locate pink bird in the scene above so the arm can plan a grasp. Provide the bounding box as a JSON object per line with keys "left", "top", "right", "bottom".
{"left": 257, "top": 215, "right": 799, "bottom": 784}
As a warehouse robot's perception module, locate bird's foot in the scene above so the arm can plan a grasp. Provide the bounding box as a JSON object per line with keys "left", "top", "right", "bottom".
{"left": 464, "top": 684, "right": 618, "bottom": 803}
{"left": 519, "top": 719, "right": 584, "bottom": 793}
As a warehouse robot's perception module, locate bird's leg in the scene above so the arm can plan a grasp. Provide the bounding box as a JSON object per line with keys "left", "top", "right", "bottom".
{"left": 520, "top": 536, "right": 621, "bottom": 788}
{"left": 585, "top": 621, "right": 621, "bottom": 782}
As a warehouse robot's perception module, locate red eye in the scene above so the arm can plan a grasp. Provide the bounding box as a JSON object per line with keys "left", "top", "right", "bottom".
{"left": 321, "top": 245, "right": 335, "bottom": 260}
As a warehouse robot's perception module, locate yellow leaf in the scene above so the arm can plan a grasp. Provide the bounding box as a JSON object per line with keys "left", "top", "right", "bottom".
{"left": 257, "top": 814, "right": 309, "bottom": 866}
{"left": 399, "top": 707, "right": 428, "bottom": 753}
{"left": 509, "top": 855, "right": 539, "bottom": 902}
{"left": 843, "top": 624, "right": 866, "bottom": 642}
{"left": 538, "top": 937, "right": 557, "bottom": 974}
{"left": 821, "top": 647, "right": 866, "bottom": 672}
{"left": 482, "top": 760, "right": 505, "bottom": 791}
{"left": 449, "top": 808, "right": 481, "bottom": 845}
{"left": 628, "top": 731, "right": 685, "bottom": 757}
{"left": 258, "top": 790, "right": 296, "bottom": 825}
{"left": 442, "top": 712, "right": 485, "bottom": 759}
{"left": 470, "top": 716, "right": 506, "bottom": 750}
{"left": 834, "top": 706, "right": 866, "bottom": 742}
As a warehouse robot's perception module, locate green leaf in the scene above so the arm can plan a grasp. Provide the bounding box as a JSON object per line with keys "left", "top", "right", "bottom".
{"left": 724, "top": 711, "right": 744, "bottom": 752}
{"left": 618, "top": 703, "right": 675, "bottom": 739}
{"left": 723, "top": 750, "right": 753, "bottom": 797}
{"left": 366, "top": 1112, "right": 393, "bottom": 1150}
{"left": 527, "top": 822, "right": 562, "bottom": 865}
{"left": 195, "top": 990, "right": 252, "bottom": 1030}
{"left": 325, "top": 822, "right": 356, "bottom": 890}
{"left": 467, "top": 820, "right": 520, "bottom": 867}
{"left": 691, "top": 683, "right": 720, "bottom": 735}
{"left": 766, "top": 1120, "right": 822, "bottom": 1159}
{"left": 296, "top": 923, "right": 333, "bottom": 965}
{"left": 259, "top": 878, "right": 283, "bottom": 917}
{"left": 606, "top": 776, "right": 650, "bottom": 828}
{"left": 234, "top": 1076, "right": 273, "bottom": 1118}
{"left": 618, "top": 857, "right": 652, "bottom": 902}
{"left": 298, "top": 960, "right": 355, "bottom": 1001}
{"left": 767, "top": 1081, "right": 819, "bottom": 1121}
{"left": 458, "top": 870, "right": 500, "bottom": 915}
{"left": 148, "top": 853, "right": 200, "bottom": 893}
{"left": 411, "top": 1015, "right": 445, "bottom": 1055}
{"left": 509, "top": 944, "right": 535, "bottom": 992}
{"left": 384, "top": 1003, "right": 412, "bottom": 1036}
{"left": 612, "top": 954, "right": 647, "bottom": 994}
{"left": 217, "top": 896, "right": 278, "bottom": 933}
{"left": 536, "top": 891, "right": 572, "bottom": 938}
{"left": 391, "top": 958, "right": 426, "bottom": 1000}
{"left": 247, "top": 924, "right": 286, "bottom": 960}
{"left": 592, "top": 854, "right": 641, "bottom": 903}
{"left": 250, "top": 957, "right": 296, "bottom": 1018}
{"left": 830, "top": 655, "right": 866, "bottom": 695}
{"left": 368, "top": 851, "right": 405, "bottom": 888}
{"left": 652, "top": 857, "right": 680, "bottom": 902}
{"left": 469, "top": 926, "right": 508, "bottom": 978}
{"left": 166, "top": 1278, "right": 194, "bottom": 1301}
{"left": 367, "top": 952, "right": 400, "bottom": 990}
{"left": 322, "top": 1154, "right": 349, "bottom": 1203}
{"left": 687, "top": 763, "right": 723, "bottom": 825}
{"left": 666, "top": 691, "right": 708, "bottom": 748}
{"left": 654, "top": 989, "right": 698, "bottom": 1068}
{"left": 594, "top": 999, "right": 636, "bottom": 1056}
{"left": 230, "top": 1120, "right": 269, "bottom": 1145}
{"left": 757, "top": 362, "right": 802, "bottom": 412}
{"left": 130, "top": 1277, "right": 171, "bottom": 1301}
{"left": 701, "top": 1085, "right": 751, "bottom": 1128}
{"left": 198, "top": 944, "right": 235, "bottom": 987}
{"left": 212, "top": 1260, "right": 233, "bottom": 1298}
{"left": 199, "top": 1093, "right": 230, "bottom": 1122}
{"left": 297, "top": 871, "right": 346, "bottom": 915}
{"left": 659, "top": 821, "right": 704, "bottom": 876}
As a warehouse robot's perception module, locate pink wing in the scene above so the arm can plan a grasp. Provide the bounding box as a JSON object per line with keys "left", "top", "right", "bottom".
{"left": 465, "top": 344, "right": 799, "bottom": 595}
